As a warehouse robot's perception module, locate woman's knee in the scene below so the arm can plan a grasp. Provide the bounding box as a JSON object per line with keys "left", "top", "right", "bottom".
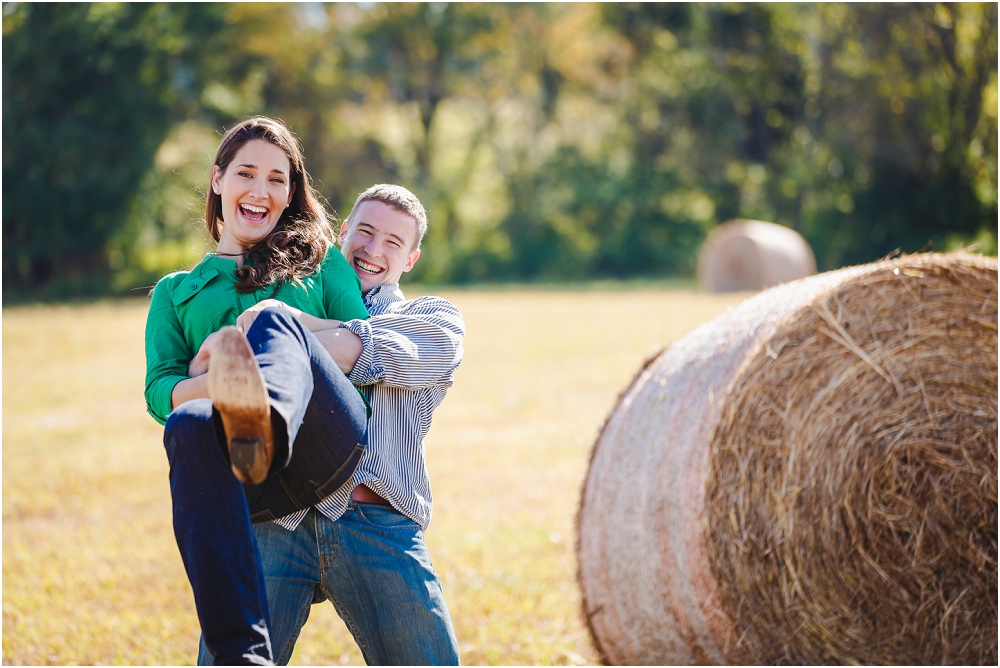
{"left": 163, "top": 399, "right": 220, "bottom": 465}
{"left": 251, "top": 307, "right": 301, "bottom": 336}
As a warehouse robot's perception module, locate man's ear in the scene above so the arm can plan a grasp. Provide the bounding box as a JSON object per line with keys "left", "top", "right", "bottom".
{"left": 402, "top": 248, "right": 421, "bottom": 273}
{"left": 337, "top": 220, "right": 349, "bottom": 244}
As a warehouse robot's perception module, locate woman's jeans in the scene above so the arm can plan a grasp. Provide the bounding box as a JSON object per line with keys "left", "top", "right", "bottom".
{"left": 163, "top": 308, "right": 368, "bottom": 665}
{"left": 196, "top": 506, "right": 460, "bottom": 666}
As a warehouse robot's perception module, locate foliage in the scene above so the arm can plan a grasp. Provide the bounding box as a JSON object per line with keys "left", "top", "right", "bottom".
{"left": 2, "top": 2, "right": 996, "bottom": 298}
{"left": 3, "top": 5, "right": 198, "bottom": 295}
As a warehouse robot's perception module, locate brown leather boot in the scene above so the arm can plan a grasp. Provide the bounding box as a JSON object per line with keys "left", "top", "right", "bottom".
{"left": 208, "top": 326, "right": 274, "bottom": 485}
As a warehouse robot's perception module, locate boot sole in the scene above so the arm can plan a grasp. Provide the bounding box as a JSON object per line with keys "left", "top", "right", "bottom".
{"left": 208, "top": 327, "right": 273, "bottom": 484}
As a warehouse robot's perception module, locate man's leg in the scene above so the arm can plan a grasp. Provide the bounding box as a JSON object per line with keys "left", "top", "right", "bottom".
{"left": 254, "top": 516, "right": 325, "bottom": 665}
{"left": 318, "top": 501, "right": 460, "bottom": 665}
{"left": 164, "top": 400, "right": 273, "bottom": 665}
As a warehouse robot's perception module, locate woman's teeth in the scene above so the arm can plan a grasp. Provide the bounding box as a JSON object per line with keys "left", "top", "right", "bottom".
{"left": 239, "top": 203, "right": 268, "bottom": 221}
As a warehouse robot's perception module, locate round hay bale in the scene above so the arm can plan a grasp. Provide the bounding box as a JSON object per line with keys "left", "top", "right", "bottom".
{"left": 698, "top": 219, "right": 817, "bottom": 292}
{"left": 578, "top": 252, "right": 997, "bottom": 665}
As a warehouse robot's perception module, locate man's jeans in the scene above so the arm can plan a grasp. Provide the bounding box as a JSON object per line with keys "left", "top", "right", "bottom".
{"left": 197, "top": 505, "right": 460, "bottom": 666}
{"left": 163, "top": 308, "right": 368, "bottom": 665}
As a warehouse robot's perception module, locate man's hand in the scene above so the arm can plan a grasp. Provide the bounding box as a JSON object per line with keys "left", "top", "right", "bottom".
{"left": 188, "top": 331, "right": 221, "bottom": 377}
{"left": 236, "top": 299, "right": 302, "bottom": 334}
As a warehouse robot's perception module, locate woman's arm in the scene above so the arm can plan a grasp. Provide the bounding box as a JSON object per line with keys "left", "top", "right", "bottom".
{"left": 235, "top": 298, "right": 345, "bottom": 334}
{"left": 167, "top": 329, "right": 221, "bottom": 407}
{"left": 145, "top": 277, "right": 196, "bottom": 424}
{"left": 171, "top": 374, "right": 209, "bottom": 406}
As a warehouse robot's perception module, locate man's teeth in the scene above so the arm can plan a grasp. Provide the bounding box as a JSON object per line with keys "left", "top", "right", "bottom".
{"left": 355, "top": 259, "right": 383, "bottom": 275}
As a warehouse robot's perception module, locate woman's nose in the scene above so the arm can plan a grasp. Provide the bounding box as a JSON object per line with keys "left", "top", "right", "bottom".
{"left": 249, "top": 178, "right": 268, "bottom": 198}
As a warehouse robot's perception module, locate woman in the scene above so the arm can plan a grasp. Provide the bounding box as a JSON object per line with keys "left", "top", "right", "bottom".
{"left": 144, "top": 116, "right": 369, "bottom": 665}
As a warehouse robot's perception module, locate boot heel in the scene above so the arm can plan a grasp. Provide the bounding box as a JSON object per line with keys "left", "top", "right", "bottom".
{"left": 208, "top": 327, "right": 275, "bottom": 484}
{"left": 229, "top": 436, "right": 267, "bottom": 479}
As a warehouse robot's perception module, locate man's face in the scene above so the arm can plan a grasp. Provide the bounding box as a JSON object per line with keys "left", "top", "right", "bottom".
{"left": 339, "top": 200, "right": 421, "bottom": 293}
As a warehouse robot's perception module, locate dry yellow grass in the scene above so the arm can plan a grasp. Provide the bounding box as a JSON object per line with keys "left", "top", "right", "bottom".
{"left": 2, "top": 286, "right": 745, "bottom": 665}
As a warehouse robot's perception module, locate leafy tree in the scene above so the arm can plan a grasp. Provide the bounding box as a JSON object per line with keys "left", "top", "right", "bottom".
{"left": 3, "top": 2, "right": 995, "bottom": 297}
{"left": 2, "top": 2, "right": 238, "bottom": 296}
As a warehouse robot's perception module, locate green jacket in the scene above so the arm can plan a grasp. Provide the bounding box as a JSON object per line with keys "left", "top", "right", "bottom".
{"left": 144, "top": 247, "right": 369, "bottom": 425}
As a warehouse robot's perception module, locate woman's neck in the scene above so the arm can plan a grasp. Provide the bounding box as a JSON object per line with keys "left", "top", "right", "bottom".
{"left": 214, "top": 236, "right": 248, "bottom": 267}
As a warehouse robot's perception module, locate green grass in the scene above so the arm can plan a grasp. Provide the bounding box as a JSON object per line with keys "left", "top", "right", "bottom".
{"left": 2, "top": 286, "right": 747, "bottom": 665}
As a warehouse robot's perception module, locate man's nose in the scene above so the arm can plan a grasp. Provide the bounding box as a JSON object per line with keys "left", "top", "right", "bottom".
{"left": 364, "top": 237, "right": 384, "bottom": 257}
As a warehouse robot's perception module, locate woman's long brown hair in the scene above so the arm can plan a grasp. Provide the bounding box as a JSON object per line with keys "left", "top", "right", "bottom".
{"left": 206, "top": 116, "right": 332, "bottom": 294}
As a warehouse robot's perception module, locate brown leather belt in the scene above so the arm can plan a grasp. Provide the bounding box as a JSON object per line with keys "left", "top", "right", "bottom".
{"left": 351, "top": 484, "right": 390, "bottom": 505}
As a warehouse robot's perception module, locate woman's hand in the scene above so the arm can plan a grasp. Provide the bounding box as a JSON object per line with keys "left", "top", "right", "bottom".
{"left": 236, "top": 299, "right": 302, "bottom": 334}
{"left": 188, "top": 331, "right": 220, "bottom": 377}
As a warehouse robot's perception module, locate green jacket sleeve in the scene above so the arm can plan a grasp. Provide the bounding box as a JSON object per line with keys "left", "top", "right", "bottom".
{"left": 321, "top": 248, "right": 370, "bottom": 322}
{"left": 144, "top": 276, "right": 193, "bottom": 425}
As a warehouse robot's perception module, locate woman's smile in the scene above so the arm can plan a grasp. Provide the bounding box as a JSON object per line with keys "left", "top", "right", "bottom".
{"left": 238, "top": 202, "right": 270, "bottom": 222}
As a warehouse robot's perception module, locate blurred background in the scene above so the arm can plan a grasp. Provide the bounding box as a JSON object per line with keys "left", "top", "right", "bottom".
{"left": 4, "top": 2, "right": 997, "bottom": 300}
{"left": 3, "top": 4, "right": 998, "bottom": 664}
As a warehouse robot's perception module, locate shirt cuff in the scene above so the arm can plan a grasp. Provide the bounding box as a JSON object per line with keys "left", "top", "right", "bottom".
{"left": 341, "top": 319, "right": 382, "bottom": 386}
{"left": 147, "top": 375, "right": 187, "bottom": 426}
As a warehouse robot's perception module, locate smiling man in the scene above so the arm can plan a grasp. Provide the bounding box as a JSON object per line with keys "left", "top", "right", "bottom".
{"left": 197, "top": 184, "right": 465, "bottom": 666}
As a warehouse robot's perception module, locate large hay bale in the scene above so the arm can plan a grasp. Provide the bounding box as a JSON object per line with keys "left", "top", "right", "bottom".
{"left": 578, "top": 252, "right": 998, "bottom": 665}
{"left": 698, "top": 219, "right": 817, "bottom": 292}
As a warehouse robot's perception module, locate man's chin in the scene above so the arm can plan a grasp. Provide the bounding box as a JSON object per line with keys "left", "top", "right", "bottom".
{"left": 356, "top": 272, "right": 383, "bottom": 293}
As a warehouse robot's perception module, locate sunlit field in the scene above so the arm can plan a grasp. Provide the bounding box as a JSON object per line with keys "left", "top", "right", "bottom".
{"left": 2, "top": 285, "right": 747, "bottom": 665}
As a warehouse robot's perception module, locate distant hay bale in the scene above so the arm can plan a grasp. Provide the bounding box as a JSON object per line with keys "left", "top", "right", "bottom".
{"left": 698, "top": 219, "right": 817, "bottom": 292}
{"left": 578, "top": 252, "right": 998, "bottom": 665}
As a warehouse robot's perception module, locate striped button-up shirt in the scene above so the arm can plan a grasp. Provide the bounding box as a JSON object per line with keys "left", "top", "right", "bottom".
{"left": 274, "top": 283, "right": 465, "bottom": 532}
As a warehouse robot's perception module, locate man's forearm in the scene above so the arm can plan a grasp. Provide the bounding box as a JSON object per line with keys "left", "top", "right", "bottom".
{"left": 314, "top": 327, "right": 364, "bottom": 375}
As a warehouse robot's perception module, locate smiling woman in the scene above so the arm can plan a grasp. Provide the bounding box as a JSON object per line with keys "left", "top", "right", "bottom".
{"left": 142, "top": 116, "right": 373, "bottom": 664}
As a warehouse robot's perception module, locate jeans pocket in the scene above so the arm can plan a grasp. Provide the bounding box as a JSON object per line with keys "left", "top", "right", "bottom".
{"left": 355, "top": 503, "right": 419, "bottom": 531}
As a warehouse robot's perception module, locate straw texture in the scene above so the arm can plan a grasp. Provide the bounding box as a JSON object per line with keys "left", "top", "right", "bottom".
{"left": 578, "top": 252, "right": 997, "bottom": 665}
{"left": 698, "top": 219, "right": 817, "bottom": 292}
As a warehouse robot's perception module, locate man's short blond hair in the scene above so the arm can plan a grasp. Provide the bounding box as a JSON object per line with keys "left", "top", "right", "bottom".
{"left": 343, "top": 184, "right": 428, "bottom": 249}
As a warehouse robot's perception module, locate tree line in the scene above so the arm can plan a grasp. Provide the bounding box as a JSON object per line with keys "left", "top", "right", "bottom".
{"left": 3, "top": 2, "right": 997, "bottom": 298}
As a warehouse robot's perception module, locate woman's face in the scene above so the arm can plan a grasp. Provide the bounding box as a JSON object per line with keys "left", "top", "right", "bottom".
{"left": 211, "top": 139, "right": 295, "bottom": 255}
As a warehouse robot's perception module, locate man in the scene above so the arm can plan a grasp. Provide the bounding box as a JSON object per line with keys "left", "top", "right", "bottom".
{"left": 199, "top": 184, "right": 463, "bottom": 665}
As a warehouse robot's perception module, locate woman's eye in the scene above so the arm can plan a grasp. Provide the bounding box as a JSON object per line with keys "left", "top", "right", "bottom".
{"left": 238, "top": 171, "right": 253, "bottom": 178}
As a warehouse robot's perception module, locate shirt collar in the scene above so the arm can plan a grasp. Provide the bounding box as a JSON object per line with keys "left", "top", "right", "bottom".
{"left": 364, "top": 283, "right": 405, "bottom": 307}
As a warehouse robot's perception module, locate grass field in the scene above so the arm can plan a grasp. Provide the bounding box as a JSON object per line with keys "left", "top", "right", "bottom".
{"left": 2, "top": 286, "right": 746, "bottom": 665}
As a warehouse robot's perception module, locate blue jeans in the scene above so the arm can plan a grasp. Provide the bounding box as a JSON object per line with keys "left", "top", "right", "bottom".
{"left": 163, "top": 308, "right": 368, "bottom": 665}
{"left": 197, "top": 505, "right": 460, "bottom": 666}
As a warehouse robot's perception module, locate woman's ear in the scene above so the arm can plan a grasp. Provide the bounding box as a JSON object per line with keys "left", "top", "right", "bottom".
{"left": 287, "top": 181, "right": 296, "bottom": 208}
{"left": 211, "top": 165, "right": 222, "bottom": 195}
